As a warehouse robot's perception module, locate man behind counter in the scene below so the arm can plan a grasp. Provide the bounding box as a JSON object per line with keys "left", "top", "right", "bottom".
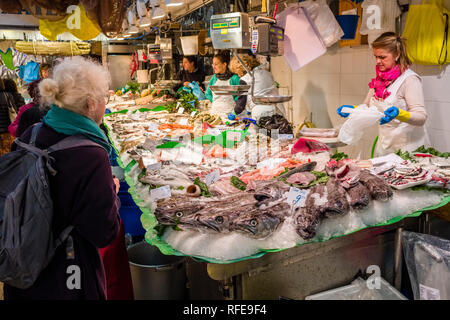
{"left": 173, "top": 56, "right": 206, "bottom": 92}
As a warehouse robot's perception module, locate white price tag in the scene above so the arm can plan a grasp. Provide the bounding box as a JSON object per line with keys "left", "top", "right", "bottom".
{"left": 286, "top": 187, "right": 309, "bottom": 208}
{"left": 205, "top": 169, "right": 220, "bottom": 186}
{"left": 178, "top": 107, "right": 184, "bottom": 114}
{"left": 227, "top": 131, "right": 242, "bottom": 141}
{"left": 419, "top": 284, "right": 441, "bottom": 300}
{"left": 190, "top": 111, "right": 198, "bottom": 117}
{"left": 179, "top": 118, "right": 189, "bottom": 125}
{"left": 148, "top": 122, "right": 159, "bottom": 131}
{"left": 150, "top": 185, "right": 171, "bottom": 201}
{"left": 278, "top": 134, "right": 293, "bottom": 140}
{"left": 209, "top": 128, "right": 221, "bottom": 136}
{"left": 131, "top": 111, "right": 141, "bottom": 121}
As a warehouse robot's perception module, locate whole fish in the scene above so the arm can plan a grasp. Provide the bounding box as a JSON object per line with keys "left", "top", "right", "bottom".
{"left": 345, "top": 182, "right": 371, "bottom": 210}
{"left": 194, "top": 204, "right": 254, "bottom": 233}
{"left": 359, "top": 170, "right": 393, "bottom": 201}
{"left": 294, "top": 184, "right": 325, "bottom": 240}
{"left": 322, "top": 178, "right": 350, "bottom": 217}
{"left": 277, "top": 161, "right": 317, "bottom": 180}
{"left": 230, "top": 202, "right": 290, "bottom": 239}
{"left": 247, "top": 180, "right": 290, "bottom": 202}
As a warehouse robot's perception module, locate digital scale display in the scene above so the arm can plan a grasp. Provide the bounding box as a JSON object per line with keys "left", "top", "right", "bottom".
{"left": 212, "top": 17, "right": 240, "bottom": 29}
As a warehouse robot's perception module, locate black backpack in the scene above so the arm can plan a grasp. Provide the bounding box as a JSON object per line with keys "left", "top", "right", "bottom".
{"left": 0, "top": 123, "right": 101, "bottom": 289}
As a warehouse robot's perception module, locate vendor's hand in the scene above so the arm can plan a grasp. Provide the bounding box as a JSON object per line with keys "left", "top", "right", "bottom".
{"left": 227, "top": 112, "right": 237, "bottom": 120}
{"left": 380, "top": 106, "right": 399, "bottom": 125}
{"left": 337, "top": 105, "right": 355, "bottom": 118}
{"left": 113, "top": 177, "right": 120, "bottom": 194}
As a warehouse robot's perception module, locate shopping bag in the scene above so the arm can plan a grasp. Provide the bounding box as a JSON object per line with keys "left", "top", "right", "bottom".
{"left": 402, "top": 0, "right": 450, "bottom": 65}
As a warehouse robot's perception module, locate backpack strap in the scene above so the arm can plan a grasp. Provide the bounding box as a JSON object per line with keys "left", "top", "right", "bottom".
{"left": 47, "top": 135, "right": 104, "bottom": 154}
{"left": 29, "top": 122, "right": 43, "bottom": 146}
{"left": 55, "top": 225, "right": 74, "bottom": 249}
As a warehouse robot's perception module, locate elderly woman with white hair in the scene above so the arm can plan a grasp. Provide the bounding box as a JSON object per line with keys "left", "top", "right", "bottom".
{"left": 4, "top": 56, "right": 127, "bottom": 300}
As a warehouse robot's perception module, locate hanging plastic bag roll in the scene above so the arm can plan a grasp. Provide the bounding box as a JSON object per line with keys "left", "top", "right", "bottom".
{"left": 338, "top": 104, "right": 384, "bottom": 145}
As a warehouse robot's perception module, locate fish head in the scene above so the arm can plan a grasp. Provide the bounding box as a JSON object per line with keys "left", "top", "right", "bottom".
{"left": 253, "top": 181, "right": 289, "bottom": 201}
{"left": 154, "top": 200, "right": 204, "bottom": 225}
{"left": 196, "top": 211, "right": 235, "bottom": 233}
{"left": 232, "top": 212, "right": 281, "bottom": 239}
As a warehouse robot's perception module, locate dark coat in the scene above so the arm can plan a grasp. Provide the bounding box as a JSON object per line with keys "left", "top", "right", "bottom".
{"left": 173, "top": 68, "right": 206, "bottom": 92}
{"left": 4, "top": 123, "right": 120, "bottom": 300}
{"left": 0, "top": 91, "right": 24, "bottom": 133}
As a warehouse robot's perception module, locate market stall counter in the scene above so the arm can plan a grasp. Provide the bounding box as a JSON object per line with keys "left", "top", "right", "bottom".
{"left": 103, "top": 94, "right": 450, "bottom": 299}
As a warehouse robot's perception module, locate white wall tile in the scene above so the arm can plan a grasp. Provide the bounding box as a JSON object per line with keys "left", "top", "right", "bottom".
{"left": 427, "top": 128, "right": 450, "bottom": 151}
{"left": 425, "top": 101, "right": 450, "bottom": 132}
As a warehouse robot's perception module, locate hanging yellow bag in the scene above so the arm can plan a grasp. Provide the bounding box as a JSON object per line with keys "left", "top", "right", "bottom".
{"left": 402, "top": 0, "right": 449, "bottom": 65}
{"left": 39, "top": 4, "right": 101, "bottom": 41}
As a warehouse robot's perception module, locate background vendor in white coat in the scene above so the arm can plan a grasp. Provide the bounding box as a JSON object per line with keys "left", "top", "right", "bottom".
{"left": 228, "top": 53, "right": 286, "bottom": 122}
{"left": 337, "top": 32, "right": 429, "bottom": 156}
{"left": 205, "top": 51, "right": 240, "bottom": 119}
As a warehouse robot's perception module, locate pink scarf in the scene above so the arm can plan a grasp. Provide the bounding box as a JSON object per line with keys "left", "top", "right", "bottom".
{"left": 368, "top": 65, "right": 402, "bottom": 100}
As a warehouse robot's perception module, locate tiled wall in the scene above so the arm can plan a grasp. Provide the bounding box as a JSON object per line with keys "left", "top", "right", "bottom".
{"left": 271, "top": 44, "right": 450, "bottom": 158}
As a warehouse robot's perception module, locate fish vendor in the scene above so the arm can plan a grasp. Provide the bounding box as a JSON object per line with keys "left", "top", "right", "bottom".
{"left": 205, "top": 51, "right": 240, "bottom": 119}
{"left": 337, "top": 32, "right": 429, "bottom": 156}
{"left": 173, "top": 55, "right": 206, "bottom": 92}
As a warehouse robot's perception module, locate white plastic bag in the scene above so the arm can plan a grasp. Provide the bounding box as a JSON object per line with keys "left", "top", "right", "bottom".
{"left": 338, "top": 104, "right": 384, "bottom": 145}
{"left": 298, "top": 0, "right": 345, "bottom": 47}
{"left": 402, "top": 231, "right": 450, "bottom": 300}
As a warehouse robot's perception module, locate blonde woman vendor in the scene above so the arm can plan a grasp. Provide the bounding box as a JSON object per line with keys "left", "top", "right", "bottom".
{"left": 228, "top": 52, "right": 285, "bottom": 122}
{"left": 205, "top": 51, "right": 240, "bottom": 119}
{"left": 337, "top": 32, "right": 429, "bottom": 156}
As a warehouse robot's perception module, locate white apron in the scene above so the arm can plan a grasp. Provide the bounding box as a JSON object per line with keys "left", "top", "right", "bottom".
{"left": 242, "top": 68, "right": 286, "bottom": 121}
{"left": 370, "top": 69, "right": 429, "bottom": 156}
{"left": 210, "top": 77, "right": 236, "bottom": 119}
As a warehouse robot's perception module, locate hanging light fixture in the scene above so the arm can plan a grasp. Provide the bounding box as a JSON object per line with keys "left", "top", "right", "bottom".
{"left": 150, "top": 0, "right": 166, "bottom": 20}
{"left": 164, "top": 0, "right": 184, "bottom": 7}
{"left": 137, "top": 0, "right": 152, "bottom": 27}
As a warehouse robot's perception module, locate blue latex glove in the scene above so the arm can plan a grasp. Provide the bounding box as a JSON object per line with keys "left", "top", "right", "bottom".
{"left": 188, "top": 81, "right": 207, "bottom": 100}
{"left": 380, "top": 106, "right": 399, "bottom": 125}
{"left": 337, "top": 105, "right": 355, "bottom": 118}
{"left": 105, "top": 108, "right": 112, "bottom": 114}
{"left": 227, "top": 112, "right": 236, "bottom": 120}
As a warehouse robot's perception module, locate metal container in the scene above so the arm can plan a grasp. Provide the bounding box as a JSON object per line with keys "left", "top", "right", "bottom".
{"left": 209, "top": 85, "right": 250, "bottom": 95}
{"left": 252, "top": 95, "right": 292, "bottom": 104}
{"left": 127, "top": 242, "right": 187, "bottom": 300}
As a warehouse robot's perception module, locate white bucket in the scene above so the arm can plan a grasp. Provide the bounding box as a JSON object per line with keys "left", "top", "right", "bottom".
{"left": 136, "top": 70, "right": 149, "bottom": 83}
{"left": 180, "top": 35, "right": 198, "bottom": 55}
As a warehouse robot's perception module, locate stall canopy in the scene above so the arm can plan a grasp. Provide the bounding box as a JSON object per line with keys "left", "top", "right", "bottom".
{"left": 0, "top": 0, "right": 127, "bottom": 37}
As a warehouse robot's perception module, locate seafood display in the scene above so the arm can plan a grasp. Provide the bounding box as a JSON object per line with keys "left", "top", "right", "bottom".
{"left": 105, "top": 93, "right": 449, "bottom": 261}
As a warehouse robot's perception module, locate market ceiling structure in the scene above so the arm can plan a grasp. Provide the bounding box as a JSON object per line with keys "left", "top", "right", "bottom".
{"left": 0, "top": 0, "right": 219, "bottom": 39}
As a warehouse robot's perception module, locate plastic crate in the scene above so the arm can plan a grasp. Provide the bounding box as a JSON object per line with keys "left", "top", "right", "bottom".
{"left": 305, "top": 277, "right": 408, "bottom": 300}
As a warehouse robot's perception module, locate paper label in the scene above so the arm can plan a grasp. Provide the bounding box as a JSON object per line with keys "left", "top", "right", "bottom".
{"left": 286, "top": 187, "right": 309, "bottom": 208}
{"left": 278, "top": 134, "right": 293, "bottom": 140}
{"left": 141, "top": 156, "right": 158, "bottom": 167}
{"left": 150, "top": 185, "right": 171, "bottom": 201}
{"left": 205, "top": 169, "right": 220, "bottom": 186}
{"left": 178, "top": 107, "right": 185, "bottom": 114}
{"left": 419, "top": 284, "right": 441, "bottom": 300}
{"left": 148, "top": 122, "right": 159, "bottom": 131}
{"left": 190, "top": 111, "right": 198, "bottom": 117}
{"left": 227, "top": 131, "right": 242, "bottom": 141}
{"left": 179, "top": 118, "right": 189, "bottom": 125}
{"left": 131, "top": 111, "right": 141, "bottom": 121}
{"left": 209, "top": 128, "right": 221, "bottom": 136}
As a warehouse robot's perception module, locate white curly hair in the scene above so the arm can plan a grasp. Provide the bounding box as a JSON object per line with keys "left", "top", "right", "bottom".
{"left": 39, "top": 56, "right": 111, "bottom": 118}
